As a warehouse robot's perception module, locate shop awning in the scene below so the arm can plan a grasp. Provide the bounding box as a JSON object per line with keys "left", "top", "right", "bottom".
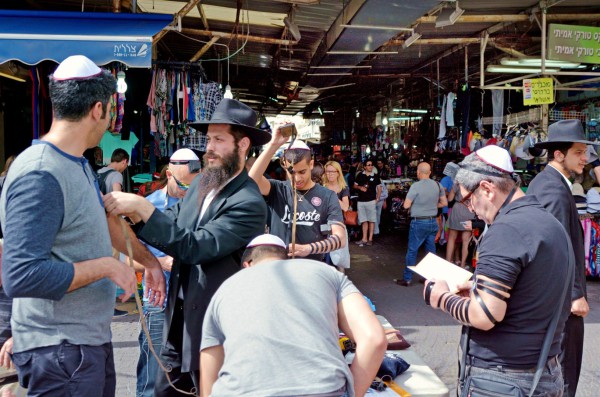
{"left": 0, "top": 10, "right": 172, "bottom": 68}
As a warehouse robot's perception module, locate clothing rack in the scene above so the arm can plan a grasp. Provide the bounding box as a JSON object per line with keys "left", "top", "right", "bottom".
{"left": 151, "top": 60, "right": 207, "bottom": 80}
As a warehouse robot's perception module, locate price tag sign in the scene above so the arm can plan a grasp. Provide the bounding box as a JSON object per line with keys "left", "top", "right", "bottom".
{"left": 523, "top": 78, "right": 554, "bottom": 105}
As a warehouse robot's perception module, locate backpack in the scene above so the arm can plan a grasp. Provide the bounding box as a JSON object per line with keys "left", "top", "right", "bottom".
{"left": 97, "top": 169, "right": 118, "bottom": 194}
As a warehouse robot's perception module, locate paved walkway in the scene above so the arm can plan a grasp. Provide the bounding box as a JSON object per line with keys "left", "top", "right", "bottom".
{"left": 111, "top": 232, "right": 600, "bottom": 396}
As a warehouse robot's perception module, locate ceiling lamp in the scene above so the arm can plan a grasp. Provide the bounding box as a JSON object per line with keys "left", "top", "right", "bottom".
{"left": 393, "top": 108, "right": 428, "bottom": 114}
{"left": 402, "top": 31, "right": 422, "bottom": 49}
{"left": 307, "top": 73, "right": 353, "bottom": 76}
{"left": 435, "top": 2, "right": 465, "bottom": 28}
{"left": 116, "top": 71, "right": 127, "bottom": 94}
{"left": 327, "top": 51, "right": 398, "bottom": 55}
{"left": 224, "top": 84, "right": 234, "bottom": 99}
{"left": 500, "top": 57, "right": 582, "bottom": 69}
{"left": 311, "top": 65, "right": 371, "bottom": 69}
{"left": 341, "top": 24, "right": 414, "bottom": 32}
{"left": 486, "top": 65, "right": 560, "bottom": 74}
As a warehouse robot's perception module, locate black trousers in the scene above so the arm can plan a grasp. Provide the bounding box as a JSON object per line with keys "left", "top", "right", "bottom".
{"left": 560, "top": 313, "right": 584, "bottom": 397}
{"left": 154, "top": 299, "right": 200, "bottom": 397}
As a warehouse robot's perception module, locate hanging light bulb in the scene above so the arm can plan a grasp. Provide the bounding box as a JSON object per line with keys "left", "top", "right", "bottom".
{"left": 224, "top": 84, "right": 233, "bottom": 99}
{"left": 116, "top": 71, "right": 127, "bottom": 94}
{"left": 382, "top": 117, "right": 388, "bottom": 126}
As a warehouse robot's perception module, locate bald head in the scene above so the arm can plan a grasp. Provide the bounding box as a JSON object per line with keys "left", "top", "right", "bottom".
{"left": 417, "top": 162, "right": 431, "bottom": 180}
{"left": 166, "top": 162, "right": 200, "bottom": 199}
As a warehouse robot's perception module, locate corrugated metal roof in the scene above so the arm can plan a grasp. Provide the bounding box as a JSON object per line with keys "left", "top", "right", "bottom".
{"left": 4, "top": 0, "right": 600, "bottom": 113}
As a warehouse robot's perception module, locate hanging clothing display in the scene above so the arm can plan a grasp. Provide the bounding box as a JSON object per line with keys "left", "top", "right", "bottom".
{"left": 446, "top": 92, "right": 455, "bottom": 127}
{"left": 438, "top": 95, "right": 447, "bottom": 140}
{"left": 146, "top": 66, "right": 222, "bottom": 157}
{"left": 457, "top": 83, "right": 471, "bottom": 148}
{"left": 492, "top": 90, "right": 504, "bottom": 136}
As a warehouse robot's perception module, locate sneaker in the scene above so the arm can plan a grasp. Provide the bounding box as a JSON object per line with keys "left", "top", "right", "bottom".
{"left": 355, "top": 240, "right": 367, "bottom": 246}
{"left": 366, "top": 241, "right": 373, "bottom": 246}
{"left": 393, "top": 279, "right": 412, "bottom": 287}
{"left": 113, "top": 308, "right": 128, "bottom": 318}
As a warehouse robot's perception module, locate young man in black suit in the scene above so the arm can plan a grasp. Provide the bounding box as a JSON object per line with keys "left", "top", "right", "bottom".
{"left": 527, "top": 119, "right": 591, "bottom": 397}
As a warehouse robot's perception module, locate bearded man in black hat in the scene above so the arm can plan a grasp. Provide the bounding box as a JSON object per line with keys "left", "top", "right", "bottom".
{"left": 527, "top": 119, "right": 591, "bottom": 397}
{"left": 104, "top": 98, "right": 269, "bottom": 397}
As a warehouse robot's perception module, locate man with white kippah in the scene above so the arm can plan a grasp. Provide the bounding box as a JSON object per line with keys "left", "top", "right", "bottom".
{"left": 249, "top": 127, "right": 346, "bottom": 262}
{"left": 527, "top": 119, "right": 591, "bottom": 397}
{"left": 135, "top": 148, "right": 200, "bottom": 397}
{"left": 423, "top": 145, "right": 573, "bottom": 396}
{"left": 0, "top": 55, "right": 166, "bottom": 396}
{"left": 199, "top": 234, "right": 386, "bottom": 397}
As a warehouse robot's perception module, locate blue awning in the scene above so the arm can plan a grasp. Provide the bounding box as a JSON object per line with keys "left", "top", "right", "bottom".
{"left": 0, "top": 10, "right": 173, "bottom": 68}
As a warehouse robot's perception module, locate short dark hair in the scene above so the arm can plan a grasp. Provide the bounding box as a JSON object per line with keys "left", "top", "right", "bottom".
{"left": 546, "top": 142, "right": 573, "bottom": 161}
{"left": 241, "top": 245, "right": 287, "bottom": 265}
{"left": 49, "top": 70, "right": 116, "bottom": 121}
{"left": 111, "top": 148, "right": 130, "bottom": 163}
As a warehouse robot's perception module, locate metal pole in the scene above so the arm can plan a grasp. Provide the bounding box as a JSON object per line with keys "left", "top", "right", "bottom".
{"left": 480, "top": 33, "right": 488, "bottom": 89}
{"left": 465, "top": 46, "right": 468, "bottom": 83}
{"left": 541, "top": 1, "right": 549, "bottom": 132}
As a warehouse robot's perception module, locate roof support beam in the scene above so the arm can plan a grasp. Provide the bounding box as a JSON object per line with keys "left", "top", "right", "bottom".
{"left": 190, "top": 35, "right": 219, "bottom": 62}
{"left": 196, "top": 3, "right": 210, "bottom": 30}
{"left": 179, "top": 28, "right": 297, "bottom": 46}
{"left": 153, "top": 0, "right": 202, "bottom": 45}
{"left": 388, "top": 37, "right": 541, "bottom": 46}
{"left": 488, "top": 41, "right": 527, "bottom": 58}
{"left": 416, "top": 14, "right": 600, "bottom": 24}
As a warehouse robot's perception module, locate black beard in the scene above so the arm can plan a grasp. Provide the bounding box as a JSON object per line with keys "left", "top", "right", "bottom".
{"left": 198, "top": 148, "right": 240, "bottom": 203}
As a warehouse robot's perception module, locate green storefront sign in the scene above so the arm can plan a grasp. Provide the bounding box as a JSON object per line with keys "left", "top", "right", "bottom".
{"left": 548, "top": 23, "right": 600, "bottom": 64}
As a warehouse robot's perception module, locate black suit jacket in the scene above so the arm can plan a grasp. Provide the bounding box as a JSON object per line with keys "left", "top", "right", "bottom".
{"left": 527, "top": 165, "right": 586, "bottom": 301}
{"left": 138, "top": 169, "right": 267, "bottom": 372}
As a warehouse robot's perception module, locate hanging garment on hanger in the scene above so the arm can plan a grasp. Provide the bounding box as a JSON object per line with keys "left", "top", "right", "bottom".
{"left": 446, "top": 92, "right": 455, "bottom": 127}
{"left": 492, "top": 90, "right": 504, "bottom": 136}
{"left": 458, "top": 83, "right": 471, "bottom": 148}
{"left": 438, "top": 95, "right": 447, "bottom": 139}
{"left": 147, "top": 69, "right": 158, "bottom": 133}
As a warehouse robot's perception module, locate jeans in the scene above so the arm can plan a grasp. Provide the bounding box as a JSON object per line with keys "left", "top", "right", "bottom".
{"left": 403, "top": 219, "right": 437, "bottom": 281}
{"left": 12, "top": 341, "right": 115, "bottom": 397}
{"left": 136, "top": 305, "right": 166, "bottom": 397}
{"left": 460, "top": 356, "right": 564, "bottom": 397}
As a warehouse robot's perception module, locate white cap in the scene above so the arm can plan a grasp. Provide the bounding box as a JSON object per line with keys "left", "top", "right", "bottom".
{"left": 287, "top": 140, "right": 310, "bottom": 151}
{"left": 246, "top": 234, "right": 287, "bottom": 249}
{"left": 52, "top": 55, "right": 102, "bottom": 81}
{"left": 170, "top": 148, "right": 199, "bottom": 162}
{"left": 474, "top": 145, "right": 514, "bottom": 174}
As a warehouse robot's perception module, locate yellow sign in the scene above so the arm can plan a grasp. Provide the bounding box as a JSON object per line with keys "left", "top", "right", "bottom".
{"left": 523, "top": 78, "right": 554, "bottom": 105}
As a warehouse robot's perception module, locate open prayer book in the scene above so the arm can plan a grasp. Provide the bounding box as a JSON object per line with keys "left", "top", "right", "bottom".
{"left": 408, "top": 253, "right": 473, "bottom": 293}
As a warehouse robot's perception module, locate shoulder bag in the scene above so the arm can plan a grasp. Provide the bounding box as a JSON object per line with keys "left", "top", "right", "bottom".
{"left": 458, "top": 237, "right": 573, "bottom": 397}
{"left": 343, "top": 206, "right": 358, "bottom": 226}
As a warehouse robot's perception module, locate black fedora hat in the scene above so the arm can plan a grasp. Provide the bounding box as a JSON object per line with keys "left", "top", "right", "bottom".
{"left": 535, "top": 119, "right": 595, "bottom": 149}
{"left": 188, "top": 98, "right": 271, "bottom": 146}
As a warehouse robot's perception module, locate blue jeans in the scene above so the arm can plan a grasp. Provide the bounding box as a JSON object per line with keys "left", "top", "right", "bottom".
{"left": 12, "top": 341, "right": 115, "bottom": 397}
{"left": 136, "top": 305, "right": 166, "bottom": 397}
{"left": 460, "top": 356, "right": 564, "bottom": 397}
{"left": 403, "top": 218, "right": 437, "bottom": 281}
